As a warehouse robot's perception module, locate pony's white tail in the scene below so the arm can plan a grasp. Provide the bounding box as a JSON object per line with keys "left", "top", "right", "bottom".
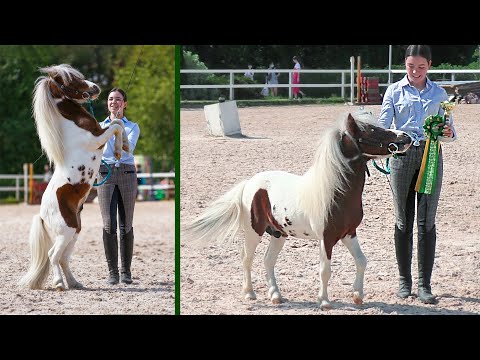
{"left": 18, "top": 214, "right": 52, "bottom": 289}
{"left": 184, "top": 180, "right": 248, "bottom": 247}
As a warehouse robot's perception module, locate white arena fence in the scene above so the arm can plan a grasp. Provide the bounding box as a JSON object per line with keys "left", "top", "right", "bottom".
{"left": 180, "top": 68, "right": 480, "bottom": 102}
{"left": 0, "top": 166, "right": 175, "bottom": 203}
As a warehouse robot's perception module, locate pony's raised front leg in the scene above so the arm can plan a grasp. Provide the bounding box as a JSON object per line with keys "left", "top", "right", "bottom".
{"left": 60, "top": 233, "right": 83, "bottom": 289}
{"left": 241, "top": 228, "right": 261, "bottom": 300}
{"left": 341, "top": 235, "right": 367, "bottom": 305}
{"left": 110, "top": 119, "right": 126, "bottom": 160}
{"left": 48, "top": 228, "right": 76, "bottom": 291}
{"left": 121, "top": 128, "right": 129, "bottom": 153}
{"left": 91, "top": 124, "right": 124, "bottom": 157}
{"left": 264, "top": 235, "right": 286, "bottom": 304}
{"left": 318, "top": 239, "right": 332, "bottom": 310}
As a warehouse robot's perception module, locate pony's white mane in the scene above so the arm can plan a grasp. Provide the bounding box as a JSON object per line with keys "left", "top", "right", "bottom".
{"left": 298, "top": 110, "right": 377, "bottom": 230}
{"left": 41, "top": 64, "right": 85, "bottom": 83}
{"left": 32, "top": 64, "right": 85, "bottom": 166}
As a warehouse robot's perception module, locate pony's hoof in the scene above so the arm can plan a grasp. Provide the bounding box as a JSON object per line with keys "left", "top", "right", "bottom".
{"left": 353, "top": 292, "right": 363, "bottom": 305}
{"left": 320, "top": 300, "right": 332, "bottom": 310}
{"left": 70, "top": 282, "right": 84, "bottom": 289}
{"left": 122, "top": 144, "right": 130, "bottom": 152}
{"left": 244, "top": 292, "right": 256, "bottom": 300}
{"left": 114, "top": 152, "right": 122, "bottom": 160}
{"left": 271, "top": 295, "right": 283, "bottom": 304}
{"left": 55, "top": 285, "right": 65, "bottom": 292}
{"left": 269, "top": 288, "right": 283, "bottom": 304}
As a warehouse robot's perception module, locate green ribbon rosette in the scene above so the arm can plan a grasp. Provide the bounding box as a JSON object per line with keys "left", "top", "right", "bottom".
{"left": 415, "top": 114, "right": 444, "bottom": 194}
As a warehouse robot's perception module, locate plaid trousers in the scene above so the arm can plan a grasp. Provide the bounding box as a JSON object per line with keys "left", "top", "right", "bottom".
{"left": 97, "top": 163, "right": 137, "bottom": 234}
{"left": 389, "top": 142, "right": 443, "bottom": 233}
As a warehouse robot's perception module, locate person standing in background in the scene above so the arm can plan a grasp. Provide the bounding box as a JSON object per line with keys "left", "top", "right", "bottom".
{"left": 267, "top": 62, "right": 279, "bottom": 97}
{"left": 43, "top": 164, "right": 53, "bottom": 183}
{"left": 292, "top": 56, "right": 302, "bottom": 99}
{"left": 244, "top": 64, "right": 254, "bottom": 81}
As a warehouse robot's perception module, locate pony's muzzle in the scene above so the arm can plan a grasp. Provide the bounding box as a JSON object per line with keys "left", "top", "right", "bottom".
{"left": 396, "top": 132, "right": 413, "bottom": 152}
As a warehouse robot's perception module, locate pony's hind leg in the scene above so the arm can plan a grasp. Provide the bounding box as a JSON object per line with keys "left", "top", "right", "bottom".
{"left": 318, "top": 239, "right": 333, "bottom": 310}
{"left": 264, "top": 235, "right": 286, "bottom": 304}
{"left": 341, "top": 235, "right": 367, "bottom": 305}
{"left": 48, "top": 228, "right": 76, "bottom": 291}
{"left": 241, "top": 228, "right": 262, "bottom": 300}
{"left": 60, "top": 233, "right": 83, "bottom": 289}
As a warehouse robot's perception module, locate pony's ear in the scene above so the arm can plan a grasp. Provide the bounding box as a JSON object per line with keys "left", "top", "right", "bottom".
{"left": 346, "top": 113, "right": 359, "bottom": 133}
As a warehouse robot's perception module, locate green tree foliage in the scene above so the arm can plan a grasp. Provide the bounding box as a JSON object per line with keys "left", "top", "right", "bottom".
{"left": 182, "top": 45, "right": 480, "bottom": 100}
{"left": 112, "top": 45, "right": 175, "bottom": 171}
{"left": 183, "top": 45, "right": 479, "bottom": 70}
{"left": 181, "top": 49, "right": 222, "bottom": 100}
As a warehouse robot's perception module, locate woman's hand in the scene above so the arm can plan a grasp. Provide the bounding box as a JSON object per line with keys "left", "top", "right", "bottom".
{"left": 442, "top": 124, "right": 454, "bottom": 138}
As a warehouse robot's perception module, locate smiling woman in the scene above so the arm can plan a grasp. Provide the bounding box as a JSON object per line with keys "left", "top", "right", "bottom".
{"left": 378, "top": 45, "right": 458, "bottom": 304}
{"left": 97, "top": 88, "right": 140, "bottom": 286}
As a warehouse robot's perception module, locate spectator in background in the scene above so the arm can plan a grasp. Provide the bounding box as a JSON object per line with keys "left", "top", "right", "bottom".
{"left": 136, "top": 163, "right": 146, "bottom": 201}
{"left": 43, "top": 164, "right": 53, "bottom": 183}
{"left": 292, "top": 56, "right": 306, "bottom": 99}
{"left": 160, "top": 168, "right": 175, "bottom": 200}
{"left": 244, "top": 64, "right": 254, "bottom": 81}
{"left": 267, "top": 62, "right": 280, "bottom": 96}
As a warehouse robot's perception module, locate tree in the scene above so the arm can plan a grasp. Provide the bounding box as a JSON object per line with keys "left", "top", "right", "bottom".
{"left": 112, "top": 45, "right": 175, "bottom": 171}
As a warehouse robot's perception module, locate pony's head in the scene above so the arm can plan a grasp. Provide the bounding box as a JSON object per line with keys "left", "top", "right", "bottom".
{"left": 32, "top": 64, "right": 101, "bottom": 166}
{"left": 39, "top": 64, "right": 101, "bottom": 103}
{"left": 340, "top": 111, "right": 412, "bottom": 160}
{"left": 300, "top": 110, "right": 412, "bottom": 229}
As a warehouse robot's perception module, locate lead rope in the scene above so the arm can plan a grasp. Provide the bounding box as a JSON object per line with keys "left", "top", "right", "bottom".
{"left": 87, "top": 98, "right": 112, "bottom": 187}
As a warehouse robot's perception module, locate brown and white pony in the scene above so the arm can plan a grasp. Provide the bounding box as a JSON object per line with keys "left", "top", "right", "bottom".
{"left": 185, "top": 111, "right": 412, "bottom": 309}
{"left": 19, "top": 64, "right": 128, "bottom": 291}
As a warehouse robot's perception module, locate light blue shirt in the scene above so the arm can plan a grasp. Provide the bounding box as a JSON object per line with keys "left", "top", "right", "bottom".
{"left": 99, "top": 116, "right": 140, "bottom": 165}
{"left": 378, "top": 75, "right": 457, "bottom": 144}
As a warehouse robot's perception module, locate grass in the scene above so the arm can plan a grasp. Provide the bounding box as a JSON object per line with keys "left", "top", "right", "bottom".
{"left": 0, "top": 196, "right": 20, "bottom": 204}
{"left": 180, "top": 96, "right": 346, "bottom": 109}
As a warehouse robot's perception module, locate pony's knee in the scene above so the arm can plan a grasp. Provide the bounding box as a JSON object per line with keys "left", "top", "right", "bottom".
{"left": 320, "top": 266, "right": 331, "bottom": 279}
{"left": 357, "top": 254, "right": 367, "bottom": 271}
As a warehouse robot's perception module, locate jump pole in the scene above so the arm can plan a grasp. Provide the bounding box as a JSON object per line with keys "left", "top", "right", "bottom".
{"left": 29, "top": 163, "right": 33, "bottom": 204}
{"left": 357, "top": 55, "right": 361, "bottom": 104}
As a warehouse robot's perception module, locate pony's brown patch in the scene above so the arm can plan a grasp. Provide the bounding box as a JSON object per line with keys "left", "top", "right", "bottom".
{"left": 57, "top": 99, "right": 106, "bottom": 136}
{"left": 251, "top": 188, "right": 287, "bottom": 237}
{"left": 322, "top": 161, "right": 365, "bottom": 259}
{"left": 56, "top": 183, "right": 91, "bottom": 233}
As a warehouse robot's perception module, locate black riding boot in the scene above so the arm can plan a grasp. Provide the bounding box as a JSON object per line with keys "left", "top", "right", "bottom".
{"left": 103, "top": 229, "right": 119, "bottom": 285}
{"left": 394, "top": 225, "right": 413, "bottom": 298}
{"left": 120, "top": 228, "right": 134, "bottom": 284}
{"left": 418, "top": 226, "right": 437, "bottom": 304}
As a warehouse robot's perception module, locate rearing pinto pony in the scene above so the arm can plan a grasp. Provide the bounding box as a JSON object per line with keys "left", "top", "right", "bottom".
{"left": 185, "top": 111, "right": 412, "bottom": 309}
{"left": 19, "top": 64, "right": 129, "bottom": 291}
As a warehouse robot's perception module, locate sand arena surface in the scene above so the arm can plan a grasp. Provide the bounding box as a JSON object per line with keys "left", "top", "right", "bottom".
{"left": 180, "top": 103, "right": 480, "bottom": 315}
{"left": 0, "top": 200, "right": 174, "bottom": 315}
